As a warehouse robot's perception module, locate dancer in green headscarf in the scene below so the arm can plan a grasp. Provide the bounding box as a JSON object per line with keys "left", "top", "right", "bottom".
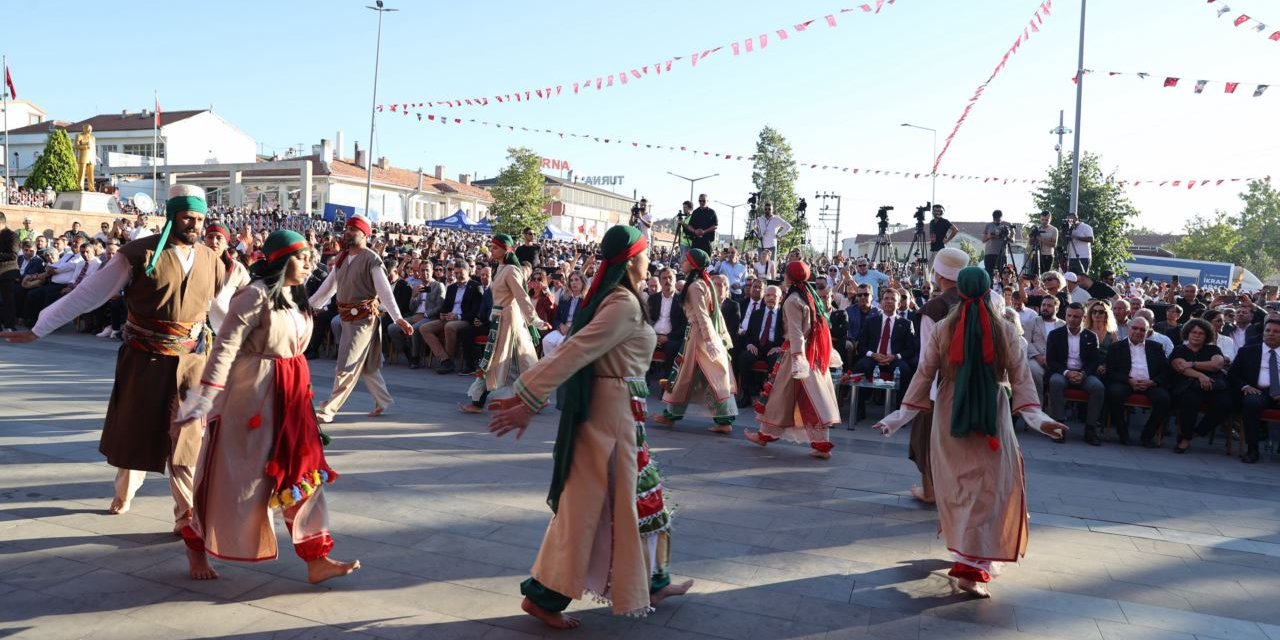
{"left": 489, "top": 225, "right": 691, "bottom": 629}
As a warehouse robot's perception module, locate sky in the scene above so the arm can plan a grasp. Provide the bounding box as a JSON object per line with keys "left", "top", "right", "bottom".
{"left": 5, "top": 0, "right": 1277, "bottom": 245}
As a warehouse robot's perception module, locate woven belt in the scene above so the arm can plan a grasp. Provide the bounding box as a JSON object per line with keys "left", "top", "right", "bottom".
{"left": 337, "top": 298, "right": 377, "bottom": 322}
{"left": 123, "top": 313, "right": 208, "bottom": 356}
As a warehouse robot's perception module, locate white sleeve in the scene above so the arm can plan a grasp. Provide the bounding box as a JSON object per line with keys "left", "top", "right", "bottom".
{"left": 307, "top": 266, "right": 338, "bottom": 309}
{"left": 32, "top": 255, "right": 132, "bottom": 338}
{"left": 778, "top": 217, "right": 793, "bottom": 237}
{"left": 372, "top": 264, "right": 404, "bottom": 324}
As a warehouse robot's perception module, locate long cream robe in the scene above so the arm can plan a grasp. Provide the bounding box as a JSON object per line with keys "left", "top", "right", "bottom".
{"left": 899, "top": 318, "right": 1037, "bottom": 562}
{"left": 662, "top": 278, "right": 735, "bottom": 404}
{"left": 481, "top": 263, "right": 538, "bottom": 392}
{"left": 758, "top": 294, "right": 840, "bottom": 440}
{"left": 512, "top": 289, "right": 656, "bottom": 616}
{"left": 191, "top": 283, "right": 327, "bottom": 562}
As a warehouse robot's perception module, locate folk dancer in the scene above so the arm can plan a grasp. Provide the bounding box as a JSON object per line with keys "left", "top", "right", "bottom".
{"left": 204, "top": 223, "right": 252, "bottom": 333}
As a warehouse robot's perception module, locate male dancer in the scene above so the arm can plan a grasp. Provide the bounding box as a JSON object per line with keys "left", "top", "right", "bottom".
{"left": 308, "top": 215, "right": 412, "bottom": 423}
{"left": 909, "top": 247, "right": 967, "bottom": 503}
{"left": 204, "top": 223, "right": 251, "bottom": 333}
{"left": 2, "top": 185, "right": 225, "bottom": 532}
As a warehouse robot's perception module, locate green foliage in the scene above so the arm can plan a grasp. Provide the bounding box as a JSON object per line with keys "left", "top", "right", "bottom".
{"left": 749, "top": 126, "right": 802, "bottom": 251}
{"left": 957, "top": 239, "right": 983, "bottom": 266}
{"left": 24, "top": 128, "right": 79, "bottom": 193}
{"left": 1170, "top": 178, "right": 1280, "bottom": 281}
{"left": 1031, "top": 153, "right": 1138, "bottom": 275}
{"left": 488, "top": 147, "right": 549, "bottom": 237}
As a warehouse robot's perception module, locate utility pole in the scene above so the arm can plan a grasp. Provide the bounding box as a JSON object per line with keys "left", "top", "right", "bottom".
{"left": 365, "top": 1, "right": 397, "bottom": 220}
{"left": 1049, "top": 109, "right": 1072, "bottom": 165}
{"left": 1068, "top": 0, "right": 1087, "bottom": 218}
{"left": 814, "top": 191, "right": 842, "bottom": 258}
{"left": 715, "top": 200, "right": 747, "bottom": 248}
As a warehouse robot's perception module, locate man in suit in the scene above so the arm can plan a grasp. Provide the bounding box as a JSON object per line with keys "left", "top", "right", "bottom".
{"left": 1230, "top": 318, "right": 1280, "bottom": 463}
{"left": 1047, "top": 302, "right": 1106, "bottom": 445}
{"left": 419, "top": 261, "right": 483, "bottom": 374}
{"left": 851, "top": 287, "right": 918, "bottom": 421}
{"left": 735, "top": 284, "right": 784, "bottom": 407}
{"left": 735, "top": 278, "right": 765, "bottom": 354}
{"left": 647, "top": 267, "right": 686, "bottom": 372}
{"left": 715, "top": 274, "right": 741, "bottom": 345}
{"left": 1104, "top": 316, "right": 1172, "bottom": 446}
{"left": 844, "top": 284, "right": 875, "bottom": 371}
{"left": 1023, "top": 296, "right": 1065, "bottom": 403}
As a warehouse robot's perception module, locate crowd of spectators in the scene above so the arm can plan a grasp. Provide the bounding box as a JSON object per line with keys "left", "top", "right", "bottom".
{"left": 4, "top": 180, "right": 55, "bottom": 208}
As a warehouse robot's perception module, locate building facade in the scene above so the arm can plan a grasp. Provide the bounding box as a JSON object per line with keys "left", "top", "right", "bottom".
{"left": 473, "top": 174, "right": 634, "bottom": 241}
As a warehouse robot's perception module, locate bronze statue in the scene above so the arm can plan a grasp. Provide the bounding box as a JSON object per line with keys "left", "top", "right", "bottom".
{"left": 74, "top": 125, "right": 96, "bottom": 192}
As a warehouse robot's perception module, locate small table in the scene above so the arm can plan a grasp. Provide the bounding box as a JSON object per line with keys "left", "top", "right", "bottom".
{"left": 846, "top": 378, "right": 899, "bottom": 430}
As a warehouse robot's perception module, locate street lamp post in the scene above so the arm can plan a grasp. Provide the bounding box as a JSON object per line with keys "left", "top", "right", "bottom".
{"left": 715, "top": 200, "right": 747, "bottom": 248}
{"left": 666, "top": 171, "right": 718, "bottom": 205}
{"left": 365, "top": 1, "right": 397, "bottom": 221}
{"left": 899, "top": 123, "right": 937, "bottom": 206}
{"left": 814, "top": 191, "right": 842, "bottom": 258}
{"left": 1068, "top": 0, "right": 1087, "bottom": 218}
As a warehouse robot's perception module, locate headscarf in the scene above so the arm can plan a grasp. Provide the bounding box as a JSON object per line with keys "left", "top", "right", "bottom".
{"left": 334, "top": 215, "right": 372, "bottom": 269}
{"left": 547, "top": 225, "right": 647, "bottom": 512}
{"left": 683, "top": 248, "right": 723, "bottom": 333}
{"left": 146, "top": 184, "right": 208, "bottom": 276}
{"left": 206, "top": 224, "right": 235, "bottom": 276}
{"left": 947, "top": 266, "right": 1001, "bottom": 451}
{"left": 262, "top": 230, "right": 307, "bottom": 269}
{"left": 784, "top": 261, "right": 832, "bottom": 371}
{"left": 491, "top": 233, "right": 520, "bottom": 267}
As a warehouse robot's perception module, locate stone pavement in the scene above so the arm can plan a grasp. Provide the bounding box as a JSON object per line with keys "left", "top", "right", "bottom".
{"left": 3, "top": 331, "right": 1280, "bottom": 640}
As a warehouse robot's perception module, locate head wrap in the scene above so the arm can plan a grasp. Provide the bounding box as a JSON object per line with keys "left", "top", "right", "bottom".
{"left": 491, "top": 233, "right": 519, "bottom": 267}
{"left": 547, "top": 225, "right": 647, "bottom": 512}
{"left": 205, "top": 224, "right": 231, "bottom": 243}
{"left": 947, "top": 267, "right": 1001, "bottom": 451}
{"left": 932, "top": 247, "right": 969, "bottom": 282}
{"left": 146, "top": 184, "right": 207, "bottom": 276}
{"left": 263, "top": 230, "right": 307, "bottom": 268}
{"left": 783, "top": 260, "right": 832, "bottom": 371}
{"left": 346, "top": 215, "right": 372, "bottom": 238}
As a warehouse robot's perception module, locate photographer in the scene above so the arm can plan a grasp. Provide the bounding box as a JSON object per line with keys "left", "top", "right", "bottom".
{"left": 752, "top": 202, "right": 792, "bottom": 269}
{"left": 682, "top": 194, "right": 717, "bottom": 254}
{"left": 928, "top": 204, "right": 958, "bottom": 259}
{"left": 1028, "top": 211, "right": 1058, "bottom": 275}
{"left": 981, "top": 210, "right": 1016, "bottom": 278}
{"left": 1063, "top": 212, "right": 1093, "bottom": 274}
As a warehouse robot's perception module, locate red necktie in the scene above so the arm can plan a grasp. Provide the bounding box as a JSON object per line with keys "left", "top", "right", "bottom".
{"left": 73, "top": 261, "right": 89, "bottom": 286}
{"left": 759, "top": 310, "right": 773, "bottom": 347}
{"left": 878, "top": 317, "right": 892, "bottom": 354}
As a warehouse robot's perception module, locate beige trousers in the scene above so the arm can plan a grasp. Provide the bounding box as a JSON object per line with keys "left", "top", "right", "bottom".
{"left": 113, "top": 462, "right": 194, "bottom": 524}
{"left": 317, "top": 318, "right": 392, "bottom": 420}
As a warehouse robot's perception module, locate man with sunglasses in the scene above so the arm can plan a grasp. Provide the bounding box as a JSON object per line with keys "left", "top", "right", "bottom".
{"left": 844, "top": 284, "right": 876, "bottom": 371}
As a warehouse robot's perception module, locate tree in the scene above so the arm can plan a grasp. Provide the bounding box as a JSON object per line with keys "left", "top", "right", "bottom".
{"left": 957, "top": 239, "right": 984, "bottom": 267}
{"left": 24, "top": 128, "right": 79, "bottom": 193}
{"left": 488, "top": 147, "right": 549, "bottom": 237}
{"left": 748, "top": 126, "right": 802, "bottom": 252}
{"left": 1167, "top": 215, "right": 1243, "bottom": 267}
{"left": 1168, "top": 178, "right": 1280, "bottom": 281}
{"left": 1031, "top": 153, "right": 1138, "bottom": 275}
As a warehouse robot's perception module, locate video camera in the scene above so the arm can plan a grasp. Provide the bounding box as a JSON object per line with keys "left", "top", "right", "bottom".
{"left": 747, "top": 192, "right": 760, "bottom": 216}
{"left": 914, "top": 202, "right": 931, "bottom": 224}
{"left": 876, "top": 205, "right": 893, "bottom": 234}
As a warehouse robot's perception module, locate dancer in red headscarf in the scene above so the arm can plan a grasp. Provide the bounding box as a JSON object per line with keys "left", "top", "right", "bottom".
{"left": 745, "top": 260, "right": 841, "bottom": 458}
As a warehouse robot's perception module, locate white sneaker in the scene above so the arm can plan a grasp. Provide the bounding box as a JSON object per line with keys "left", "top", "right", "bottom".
{"left": 96, "top": 327, "right": 114, "bottom": 338}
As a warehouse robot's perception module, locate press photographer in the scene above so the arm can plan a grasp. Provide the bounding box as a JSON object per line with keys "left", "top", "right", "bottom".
{"left": 982, "top": 210, "right": 1016, "bottom": 278}
{"left": 1027, "top": 210, "right": 1058, "bottom": 276}
{"left": 928, "top": 204, "right": 958, "bottom": 260}
{"left": 629, "top": 197, "right": 652, "bottom": 239}
{"left": 1063, "top": 211, "right": 1094, "bottom": 274}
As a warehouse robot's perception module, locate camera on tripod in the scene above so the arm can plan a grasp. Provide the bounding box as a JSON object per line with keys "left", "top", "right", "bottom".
{"left": 796, "top": 197, "right": 808, "bottom": 222}
{"left": 747, "top": 192, "right": 760, "bottom": 216}
{"left": 876, "top": 205, "right": 893, "bottom": 234}
{"left": 914, "top": 202, "right": 932, "bottom": 224}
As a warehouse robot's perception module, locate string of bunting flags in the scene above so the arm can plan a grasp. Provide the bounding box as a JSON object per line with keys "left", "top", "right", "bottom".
{"left": 376, "top": 1, "right": 898, "bottom": 113}
{"left": 933, "top": 0, "right": 1055, "bottom": 173}
{"left": 1205, "top": 0, "right": 1280, "bottom": 43}
{"left": 1073, "top": 69, "right": 1270, "bottom": 97}
{"left": 398, "top": 109, "right": 1261, "bottom": 189}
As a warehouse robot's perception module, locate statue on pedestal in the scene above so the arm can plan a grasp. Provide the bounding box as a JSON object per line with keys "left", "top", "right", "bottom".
{"left": 74, "top": 125, "right": 97, "bottom": 192}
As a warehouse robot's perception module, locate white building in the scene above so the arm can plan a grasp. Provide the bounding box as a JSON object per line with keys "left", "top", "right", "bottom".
{"left": 473, "top": 174, "right": 634, "bottom": 241}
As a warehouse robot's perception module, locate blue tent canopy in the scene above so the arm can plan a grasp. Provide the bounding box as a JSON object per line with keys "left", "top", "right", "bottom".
{"left": 541, "top": 225, "right": 574, "bottom": 241}
{"left": 472, "top": 217, "right": 494, "bottom": 233}
{"left": 425, "top": 209, "right": 476, "bottom": 230}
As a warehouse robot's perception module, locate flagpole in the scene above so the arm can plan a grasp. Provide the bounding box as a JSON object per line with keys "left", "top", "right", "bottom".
{"left": 3, "top": 55, "right": 10, "bottom": 199}
{"left": 152, "top": 90, "right": 158, "bottom": 203}
{"left": 1067, "top": 0, "right": 1087, "bottom": 218}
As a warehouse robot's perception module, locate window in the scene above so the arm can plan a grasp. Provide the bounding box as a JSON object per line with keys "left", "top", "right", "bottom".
{"left": 122, "top": 142, "right": 165, "bottom": 158}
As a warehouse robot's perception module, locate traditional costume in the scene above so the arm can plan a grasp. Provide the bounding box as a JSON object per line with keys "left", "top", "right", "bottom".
{"left": 910, "top": 248, "right": 969, "bottom": 502}
{"left": 467, "top": 234, "right": 540, "bottom": 408}
{"left": 876, "top": 267, "right": 1064, "bottom": 597}
{"left": 658, "top": 249, "right": 737, "bottom": 429}
{"left": 206, "top": 223, "right": 252, "bottom": 334}
{"left": 29, "top": 184, "right": 225, "bottom": 529}
{"left": 308, "top": 215, "right": 405, "bottom": 422}
{"left": 505, "top": 226, "right": 672, "bottom": 617}
{"left": 180, "top": 231, "right": 340, "bottom": 564}
{"left": 746, "top": 261, "right": 840, "bottom": 457}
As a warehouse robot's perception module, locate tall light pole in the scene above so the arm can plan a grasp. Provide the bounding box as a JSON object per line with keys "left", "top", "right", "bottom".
{"left": 715, "top": 200, "right": 747, "bottom": 248}
{"left": 1068, "top": 0, "right": 1087, "bottom": 218}
{"left": 666, "top": 171, "right": 718, "bottom": 205}
{"left": 814, "top": 191, "right": 842, "bottom": 258}
{"left": 1049, "top": 109, "right": 1072, "bottom": 165}
{"left": 899, "top": 123, "right": 937, "bottom": 206}
{"left": 365, "top": 1, "right": 397, "bottom": 220}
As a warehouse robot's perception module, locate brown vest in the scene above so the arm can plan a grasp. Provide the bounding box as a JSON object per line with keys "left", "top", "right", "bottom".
{"left": 335, "top": 248, "right": 383, "bottom": 304}
{"left": 118, "top": 234, "right": 224, "bottom": 324}
{"left": 922, "top": 286, "right": 961, "bottom": 324}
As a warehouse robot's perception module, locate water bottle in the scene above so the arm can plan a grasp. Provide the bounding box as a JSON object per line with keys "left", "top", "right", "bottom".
{"left": 872, "top": 365, "right": 881, "bottom": 384}
{"left": 893, "top": 368, "right": 901, "bottom": 388}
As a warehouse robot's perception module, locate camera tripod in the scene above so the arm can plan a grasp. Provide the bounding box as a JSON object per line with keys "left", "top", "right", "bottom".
{"left": 904, "top": 223, "right": 930, "bottom": 278}
{"left": 868, "top": 227, "right": 893, "bottom": 264}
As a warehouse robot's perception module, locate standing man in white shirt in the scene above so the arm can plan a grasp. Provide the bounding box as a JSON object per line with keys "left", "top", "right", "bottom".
{"left": 1064, "top": 212, "right": 1093, "bottom": 275}
{"left": 751, "top": 203, "right": 792, "bottom": 274}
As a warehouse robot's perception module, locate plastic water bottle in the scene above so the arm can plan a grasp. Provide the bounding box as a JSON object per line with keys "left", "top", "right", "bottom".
{"left": 872, "top": 365, "right": 881, "bottom": 384}
{"left": 893, "top": 368, "right": 901, "bottom": 388}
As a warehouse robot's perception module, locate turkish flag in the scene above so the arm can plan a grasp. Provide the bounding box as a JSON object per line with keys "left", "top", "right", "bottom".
{"left": 1234, "top": 14, "right": 1250, "bottom": 27}
{"left": 1163, "top": 77, "right": 1179, "bottom": 87}
{"left": 1225, "top": 82, "right": 1239, "bottom": 94}
{"left": 1271, "top": 31, "right": 1280, "bottom": 40}
{"left": 3, "top": 64, "right": 14, "bottom": 99}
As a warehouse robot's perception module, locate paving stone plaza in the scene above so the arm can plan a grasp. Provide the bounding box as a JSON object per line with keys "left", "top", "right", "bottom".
{"left": 3, "top": 331, "right": 1280, "bottom": 640}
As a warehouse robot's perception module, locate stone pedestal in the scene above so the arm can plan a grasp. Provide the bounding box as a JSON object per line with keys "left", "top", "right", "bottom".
{"left": 53, "top": 191, "right": 114, "bottom": 213}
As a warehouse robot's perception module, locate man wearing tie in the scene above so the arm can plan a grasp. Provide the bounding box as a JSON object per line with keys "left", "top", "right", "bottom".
{"left": 735, "top": 284, "right": 784, "bottom": 407}
{"left": 23, "top": 240, "right": 94, "bottom": 326}
{"left": 1230, "top": 318, "right": 1280, "bottom": 463}
{"left": 735, "top": 279, "right": 765, "bottom": 353}
{"left": 1104, "top": 317, "right": 1172, "bottom": 447}
{"left": 851, "top": 287, "right": 917, "bottom": 421}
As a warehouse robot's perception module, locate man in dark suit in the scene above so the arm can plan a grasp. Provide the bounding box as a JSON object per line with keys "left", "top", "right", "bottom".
{"left": 844, "top": 284, "right": 875, "bottom": 371}
{"left": 420, "top": 261, "right": 484, "bottom": 373}
{"left": 1105, "top": 316, "right": 1172, "bottom": 446}
{"left": 735, "top": 284, "right": 784, "bottom": 407}
{"left": 734, "top": 278, "right": 766, "bottom": 355}
{"left": 1047, "top": 302, "right": 1106, "bottom": 444}
{"left": 716, "top": 274, "right": 741, "bottom": 346}
{"left": 0, "top": 213, "right": 19, "bottom": 331}
{"left": 647, "top": 267, "right": 686, "bottom": 372}
{"left": 851, "top": 288, "right": 917, "bottom": 421}
{"left": 1230, "top": 318, "right": 1280, "bottom": 463}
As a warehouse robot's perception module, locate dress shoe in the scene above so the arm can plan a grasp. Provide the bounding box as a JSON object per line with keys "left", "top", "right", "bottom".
{"left": 96, "top": 326, "right": 114, "bottom": 338}
{"left": 436, "top": 359, "right": 455, "bottom": 374}
{"left": 1242, "top": 449, "right": 1261, "bottom": 464}
{"left": 1084, "top": 429, "right": 1102, "bottom": 446}
{"left": 408, "top": 361, "right": 420, "bottom": 370}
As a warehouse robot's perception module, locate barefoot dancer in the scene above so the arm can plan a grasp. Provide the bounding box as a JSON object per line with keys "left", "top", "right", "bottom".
{"left": 874, "top": 267, "right": 1067, "bottom": 598}
{"left": 745, "top": 261, "right": 841, "bottom": 459}
{"left": 308, "top": 215, "right": 412, "bottom": 423}
{"left": 2, "top": 185, "right": 224, "bottom": 531}
{"left": 653, "top": 248, "right": 737, "bottom": 434}
{"left": 490, "top": 225, "right": 691, "bottom": 629}
{"left": 178, "top": 231, "right": 359, "bottom": 583}
{"left": 460, "top": 234, "right": 546, "bottom": 414}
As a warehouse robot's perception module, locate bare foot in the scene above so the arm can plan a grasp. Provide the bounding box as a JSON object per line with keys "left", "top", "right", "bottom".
{"left": 521, "top": 596, "right": 581, "bottom": 629}
{"left": 650, "top": 579, "right": 694, "bottom": 606}
{"left": 910, "top": 485, "right": 936, "bottom": 504}
{"left": 652, "top": 415, "right": 675, "bottom": 427}
{"left": 743, "top": 430, "right": 769, "bottom": 447}
{"left": 956, "top": 577, "right": 991, "bottom": 598}
{"left": 708, "top": 425, "right": 732, "bottom": 435}
{"left": 367, "top": 406, "right": 386, "bottom": 418}
{"left": 307, "top": 557, "right": 361, "bottom": 584}
{"left": 108, "top": 497, "right": 130, "bottom": 515}
{"left": 458, "top": 402, "right": 483, "bottom": 414}
{"left": 186, "top": 548, "right": 219, "bottom": 580}
{"left": 809, "top": 450, "right": 832, "bottom": 460}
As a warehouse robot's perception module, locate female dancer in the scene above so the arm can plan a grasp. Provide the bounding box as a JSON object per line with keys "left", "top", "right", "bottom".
{"left": 745, "top": 261, "right": 842, "bottom": 458}
{"left": 489, "top": 225, "right": 691, "bottom": 629}
{"left": 178, "top": 230, "right": 359, "bottom": 584}
{"left": 653, "top": 249, "right": 737, "bottom": 433}
{"left": 874, "top": 267, "right": 1066, "bottom": 598}
{"left": 462, "top": 234, "right": 545, "bottom": 413}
